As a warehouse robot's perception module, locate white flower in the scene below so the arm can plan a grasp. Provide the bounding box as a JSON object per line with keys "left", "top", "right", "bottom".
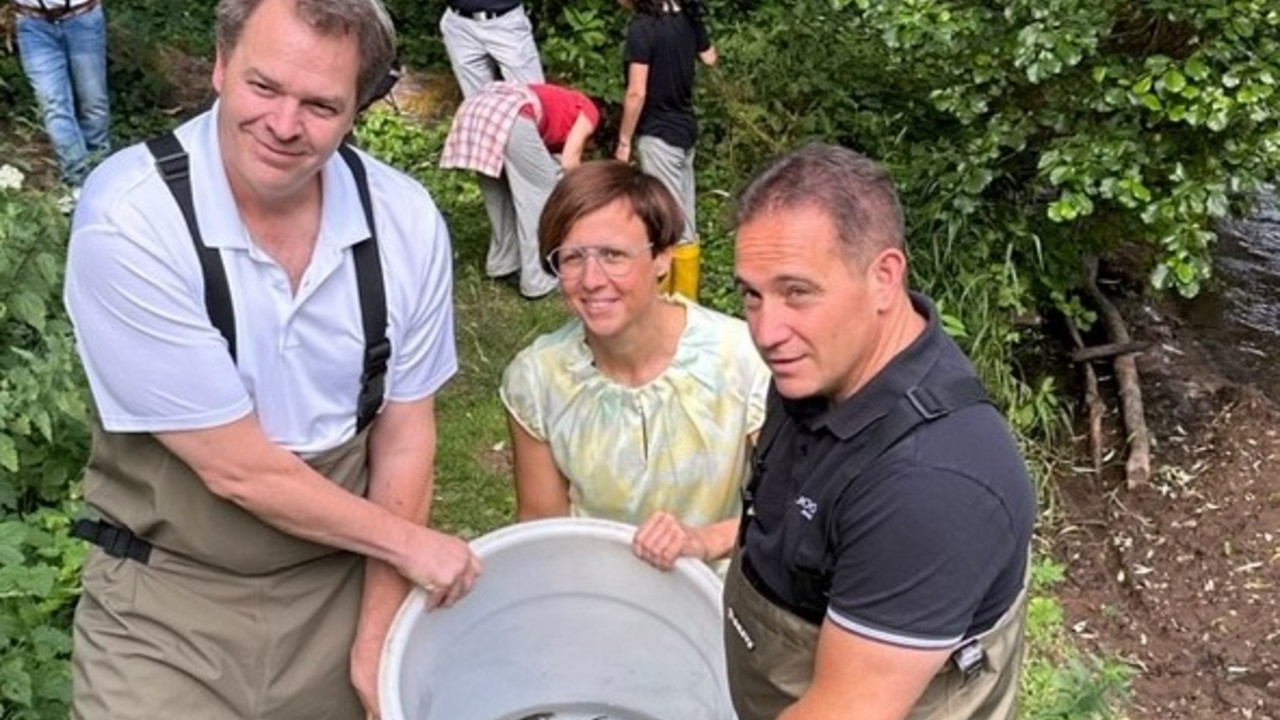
{"left": 0, "top": 164, "right": 24, "bottom": 191}
{"left": 56, "top": 187, "right": 80, "bottom": 215}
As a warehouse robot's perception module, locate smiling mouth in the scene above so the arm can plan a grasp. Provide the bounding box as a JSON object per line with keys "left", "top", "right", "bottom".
{"left": 252, "top": 134, "right": 304, "bottom": 161}
{"left": 261, "top": 144, "right": 300, "bottom": 159}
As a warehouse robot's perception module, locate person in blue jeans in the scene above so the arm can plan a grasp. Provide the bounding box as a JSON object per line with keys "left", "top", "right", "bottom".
{"left": 13, "top": 0, "right": 111, "bottom": 187}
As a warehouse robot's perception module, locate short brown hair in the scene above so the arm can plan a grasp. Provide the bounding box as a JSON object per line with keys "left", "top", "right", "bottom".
{"left": 735, "top": 143, "right": 906, "bottom": 266}
{"left": 538, "top": 161, "right": 684, "bottom": 274}
{"left": 215, "top": 0, "right": 397, "bottom": 109}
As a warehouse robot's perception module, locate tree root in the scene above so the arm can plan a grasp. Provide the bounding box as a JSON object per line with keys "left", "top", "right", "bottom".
{"left": 1065, "top": 314, "right": 1106, "bottom": 476}
{"left": 1070, "top": 341, "right": 1150, "bottom": 363}
{"left": 1081, "top": 256, "right": 1151, "bottom": 488}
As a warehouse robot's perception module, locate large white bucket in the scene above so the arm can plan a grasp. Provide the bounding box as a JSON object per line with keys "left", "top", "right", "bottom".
{"left": 379, "top": 518, "right": 734, "bottom": 720}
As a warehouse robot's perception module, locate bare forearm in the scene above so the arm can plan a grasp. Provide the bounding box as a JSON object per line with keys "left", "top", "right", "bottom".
{"left": 618, "top": 92, "right": 644, "bottom": 148}
{"left": 516, "top": 494, "right": 570, "bottom": 520}
{"left": 776, "top": 624, "right": 950, "bottom": 720}
{"left": 359, "top": 402, "right": 437, "bottom": 617}
{"left": 215, "top": 454, "right": 417, "bottom": 565}
{"left": 693, "top": 517, "right": 739, "bottom": 561}
{"left": 157, "top": 418, "right": 419, "bottom": 569}
{"left": 356, "top": 560, "right": 412, "bottom": 645}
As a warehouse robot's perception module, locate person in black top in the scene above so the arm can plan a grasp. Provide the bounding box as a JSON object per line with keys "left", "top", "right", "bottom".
{"left": 616, "top": 0, "right": 716, "bottom": 300}
{"left": 726, "top": 143, "right": 1037, "bottom": 720}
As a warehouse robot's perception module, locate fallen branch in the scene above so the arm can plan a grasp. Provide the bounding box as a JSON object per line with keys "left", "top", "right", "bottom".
{"left": 1065, "top": 314, "right": 1106, "bottom": 476}
{"left": 1070, "top": 341, "right": 1150, "bottom": 364}
{"left": 1081, "top": 256, "right": 1150, "bottom": 488}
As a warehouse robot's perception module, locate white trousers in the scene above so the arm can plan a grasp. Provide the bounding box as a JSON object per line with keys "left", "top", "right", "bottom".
{"left": 439, "top": 5, "right": 545, "bottom": 97}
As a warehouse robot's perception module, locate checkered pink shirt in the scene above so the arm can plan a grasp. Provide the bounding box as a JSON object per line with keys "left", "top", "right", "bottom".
{"left": 439, "top": 82, "right": 540, "bottom": 178}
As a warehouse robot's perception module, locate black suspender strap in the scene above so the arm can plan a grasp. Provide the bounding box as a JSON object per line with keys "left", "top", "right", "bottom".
{"left": 738, "top": 384, "right": 788, "bottom": 547}
{"left": 146, "top": 132, "right": 238, "bottom": 362}
{"left": 143, "top": 134, "right": 389, "bottom": 433}
{"left": 806, "top": 377, "right": 994, "bottom": 540}
{"left": 847, "top": 376, "right": 994, "bottom": 477}
{"left": 337, "top": 145, "right": 390, "bottom": 433}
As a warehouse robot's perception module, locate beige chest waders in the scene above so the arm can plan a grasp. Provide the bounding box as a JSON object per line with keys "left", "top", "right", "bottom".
{"left": 72, "top": 427, "right": 372, "bottom": 720}
{"left": 71, "top": 132, "right": 391, "bottom": 720}
{"left": 724, "top": 551, "right": 1029, "bottom": 720}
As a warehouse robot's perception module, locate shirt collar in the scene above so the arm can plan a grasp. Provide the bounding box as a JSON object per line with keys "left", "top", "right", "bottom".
{"left": 185, "top": 102, "right": 370, "bottom": 253}
{"left": 785, "top": 292, "right": 944, "bottom": 440}
{"left": 560, "top": 295, "right": 722, "bottom": 389}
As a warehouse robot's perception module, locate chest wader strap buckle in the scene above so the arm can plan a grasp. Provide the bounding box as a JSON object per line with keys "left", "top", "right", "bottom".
{"left": 951, "top": 638, "right": 986, "bottom": 684}
{"left": 72, "top": 518, "right": 152, "bottom": 564}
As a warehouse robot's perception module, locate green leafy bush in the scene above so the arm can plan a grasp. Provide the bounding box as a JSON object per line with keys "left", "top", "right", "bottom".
{"left": 0, "top": 170, "right": 88, "bottom": 720}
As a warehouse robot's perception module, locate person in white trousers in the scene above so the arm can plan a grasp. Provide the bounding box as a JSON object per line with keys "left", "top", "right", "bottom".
{"left": 439, "top": 1, "right": 544, "bottom": 97}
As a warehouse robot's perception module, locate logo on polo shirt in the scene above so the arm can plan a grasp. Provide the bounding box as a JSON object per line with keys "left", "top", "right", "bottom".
{"left": 794, "top": 495, "right": 817, "bottom": 520}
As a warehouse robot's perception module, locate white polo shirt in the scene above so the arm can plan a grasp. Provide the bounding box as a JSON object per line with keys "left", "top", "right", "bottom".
{"left": 65, "top": 104, "right": 457, "bottom": 453}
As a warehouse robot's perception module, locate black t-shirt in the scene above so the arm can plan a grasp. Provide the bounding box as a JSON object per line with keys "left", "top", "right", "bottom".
{"left": 742, "top": 293, "right": 1036, "bottom": 649}
{"left": 623, "top": 10, "right": 710, "bottom": 151}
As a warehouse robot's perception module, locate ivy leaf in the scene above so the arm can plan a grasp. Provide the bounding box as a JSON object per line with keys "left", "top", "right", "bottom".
{"left": 0, "top": 434, "right": 17, "bottom": 473}
{"left": 0, "top": 564, "right": 57, "bottom": 596}
{"left": 0, "top": 656, "right": 33, "bottom": 707}
{"left": 1184, "top": 56, "right": 1209, "bottom": 81}
{"left": 1161, "top": 69, "right": 1187, "bottom": 93}
{"left": 8, "top": 291, "right": 46, "bottom": 334}
{"left": 0, "top": 521, "right": 25, "bottom": 566}
{"left": 28, "top": 626, "right": 72, "bottom": 662}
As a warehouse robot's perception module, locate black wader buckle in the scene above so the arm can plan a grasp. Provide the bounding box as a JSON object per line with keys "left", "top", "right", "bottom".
{"left": 151, "top": 150, "right": 190, "bottom": 183}
{"left": 72, "top": 518, "right": 153, "bottom": 564}
{"left": 906, "top": 386, "right": 948, "bottom": 420}
{"left": 951, "top": 638, "right": 985, "bottom": 684}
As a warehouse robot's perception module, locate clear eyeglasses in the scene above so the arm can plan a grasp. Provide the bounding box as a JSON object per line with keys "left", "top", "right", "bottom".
{"left": 545, "top": 244, "right": 653, "bottom": 280}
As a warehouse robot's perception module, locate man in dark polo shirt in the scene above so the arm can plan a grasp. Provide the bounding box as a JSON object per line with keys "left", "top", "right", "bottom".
{"left": 439, "top": 0, "right": 543, "bottom": 97}
{"left": 726, "top": 143, "right": 1037, "bottom": 720}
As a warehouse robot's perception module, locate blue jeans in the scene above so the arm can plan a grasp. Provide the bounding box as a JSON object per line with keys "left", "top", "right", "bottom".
{"left": 16, "top": 4, "right": 111, "bottom": 186}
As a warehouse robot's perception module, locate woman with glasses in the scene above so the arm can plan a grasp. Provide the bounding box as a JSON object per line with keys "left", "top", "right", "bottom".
{"left": 499, "top": 160, "right": 768, "bottom": 572}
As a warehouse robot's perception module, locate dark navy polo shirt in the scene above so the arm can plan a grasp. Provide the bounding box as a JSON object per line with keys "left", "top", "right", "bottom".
{"left": 742, "top": 293, "right": 1036, "bottom": 648}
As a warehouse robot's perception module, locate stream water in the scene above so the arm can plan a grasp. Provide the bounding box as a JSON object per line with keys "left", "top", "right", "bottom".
{"left": 1181, "top": 188, "right": 1280, "bottom": 399}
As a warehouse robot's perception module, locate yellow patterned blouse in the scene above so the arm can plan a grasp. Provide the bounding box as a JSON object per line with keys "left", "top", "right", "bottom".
{"left": 501, "top": 296, "right": 769, "bottom": 533}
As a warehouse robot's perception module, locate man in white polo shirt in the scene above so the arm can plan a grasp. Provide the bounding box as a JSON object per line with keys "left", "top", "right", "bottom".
{"left": 62, "top": 0, "right": 480, "bottom": 718}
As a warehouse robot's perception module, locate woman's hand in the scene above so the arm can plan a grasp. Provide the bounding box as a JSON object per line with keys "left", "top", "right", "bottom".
{"left": 632, "top": 511, "right": 705, "bottom": 570}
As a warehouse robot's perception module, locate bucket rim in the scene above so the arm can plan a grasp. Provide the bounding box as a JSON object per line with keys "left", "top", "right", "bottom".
{"left": 377, "top": 517, "right": 727, "bottom": 720}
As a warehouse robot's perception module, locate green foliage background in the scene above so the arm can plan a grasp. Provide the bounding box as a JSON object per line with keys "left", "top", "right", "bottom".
{"left": 5, "top": 0, "right": 1279, "bottom": 716}
{"left": 0, "top": 187, "right": 86, "bottom": 718}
